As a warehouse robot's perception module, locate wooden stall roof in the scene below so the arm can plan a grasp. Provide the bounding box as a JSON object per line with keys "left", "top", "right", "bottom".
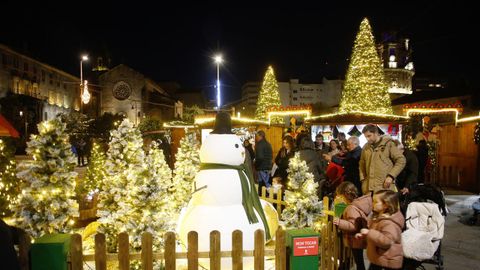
{"left": 305, "top": 111, "right": 409, "bottom": 125}
{"left": 194, "top": 117, "right": 271, "bottom": 129}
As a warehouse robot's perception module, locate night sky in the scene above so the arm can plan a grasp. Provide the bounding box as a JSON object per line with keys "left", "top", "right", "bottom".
{"left": 1, "top": 2, "right": 477, "bottom": 104}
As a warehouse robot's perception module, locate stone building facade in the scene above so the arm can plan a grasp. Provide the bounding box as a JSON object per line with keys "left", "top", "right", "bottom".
{"left": 0, "top": 43, "right": 80, "bottom": 141}
{"left": 98, "top": 64, "right": 176, "bottom": 125}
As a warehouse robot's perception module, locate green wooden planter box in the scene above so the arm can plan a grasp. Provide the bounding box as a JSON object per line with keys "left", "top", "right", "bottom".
{"left": 286, "top": 228, "right": 320, "bottom": 270}
{"left": 31, "top": 233, "right": 71, "bottom": 270}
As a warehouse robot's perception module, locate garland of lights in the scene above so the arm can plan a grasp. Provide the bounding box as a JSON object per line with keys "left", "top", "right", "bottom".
{"left": 266, "top": 105, "right": 312, "bottom": 112}
{"left": 474, "top": 122, "right": 480, "bottom": 145}
{"left": 403, "top": 101, "right": 463, "bottom": 112}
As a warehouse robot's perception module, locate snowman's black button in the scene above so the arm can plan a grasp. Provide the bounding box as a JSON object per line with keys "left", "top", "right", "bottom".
{"left": 235, "top": 144, "right": 239, "bottom": 148}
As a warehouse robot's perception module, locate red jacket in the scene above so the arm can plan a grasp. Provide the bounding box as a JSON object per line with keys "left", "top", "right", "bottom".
{"left": 326, "top": 162, "right": 344, "bottom": 187}
{"left": 337, "top": 195, "right": 372, "bottom": 249}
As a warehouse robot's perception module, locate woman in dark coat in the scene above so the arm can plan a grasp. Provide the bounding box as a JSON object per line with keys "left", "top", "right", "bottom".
{"left": 273, "top": 136, "right": 295, "bottom": 185}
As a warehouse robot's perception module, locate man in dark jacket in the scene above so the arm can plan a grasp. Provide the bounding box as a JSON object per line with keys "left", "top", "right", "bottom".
{"left": 325, "top": 136, "right": 362, "bottom": 195}
{"left": 394, "top": 140, "right": 418, "bottom": 194}
{"left": 255, "top": 130, "right": 273, "bottom": 195}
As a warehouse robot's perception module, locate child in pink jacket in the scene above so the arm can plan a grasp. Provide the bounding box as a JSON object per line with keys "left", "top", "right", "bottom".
{"left": 334, "top": 181, "right": 372, "bottom": 270}
{"left": 357, "top": 190, "right": 405, "bottom": 270}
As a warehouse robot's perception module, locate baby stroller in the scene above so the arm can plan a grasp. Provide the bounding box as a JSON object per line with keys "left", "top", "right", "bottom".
{"left": 402, "top": 183, "right": 447, "bottom": 270}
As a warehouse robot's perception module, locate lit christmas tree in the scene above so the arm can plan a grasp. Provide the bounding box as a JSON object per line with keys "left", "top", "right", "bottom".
{"left": 0, "top": 138, "right": 19, "bottom": 218}
{"left": 99, "top": 121, "right": 174, "bottom": 269}
{"left": 13, "top": 119, "right": 78, "bottom": 238}
{"left": 255, "top": 66, "right": 284, "bottom": 124}
{"left": 171, "top": 131, "right": 200, "bottom": 213}
{"left": 127, "top": 142, "right": 174, "bottom": 251}
{"left": 281, "top": 153, "right": 322, "bottom": 229}
{"left": 339, "top": 18, "right": 393, "bottom": 114}
{"left": 83, "top": 142, "right": 106, "bottom": 196}
{"left": 97, "top": 119, "right": 146, "bottom": 251}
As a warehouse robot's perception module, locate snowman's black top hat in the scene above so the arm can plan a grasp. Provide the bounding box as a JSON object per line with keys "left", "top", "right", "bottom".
{"left": 210, "top": 112, "right": 234, "bottom": 134}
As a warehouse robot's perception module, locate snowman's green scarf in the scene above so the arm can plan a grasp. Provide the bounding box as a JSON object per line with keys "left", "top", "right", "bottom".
{"left": 199, "top": 162, "right": 271, "bottom": 240}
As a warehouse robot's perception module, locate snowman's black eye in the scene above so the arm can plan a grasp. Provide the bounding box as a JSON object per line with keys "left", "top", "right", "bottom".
{"left": 235, "top": 144, "right": 239, "bottom": 148}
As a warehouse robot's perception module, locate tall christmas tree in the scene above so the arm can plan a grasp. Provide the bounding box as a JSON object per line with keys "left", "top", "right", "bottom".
{"left": 171, "top": 131, "right": 200, "bottom": 214}
{"left": 0, "top": 138, "right": 19, "bottom": 218}
{"left": 83, "top": 142, "right": 106, "bottom": 195}
{"left": 127, "top": 142, "right": 174, "bottom": 250}
{"left": 281, "top": 153, "right": 322, "bottom": 229}
{"left": 97, "top": 119, "right": 146, "bottom": 251}
{"left": 339, "top": 18, "right": 393, "bottom": 114}
{"left": 255, "top": 66, "right": 284, "bottom": 124}
{"left": 13, "top": 119, "right": 78, "bottom": 238}
{"left": 99, "top": 121, "right": 174, "bottom": 270}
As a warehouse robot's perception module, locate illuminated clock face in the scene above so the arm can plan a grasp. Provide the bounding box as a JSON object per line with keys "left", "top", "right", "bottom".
{"left": 112, "top": 81, "right": 132, "bottom": 100}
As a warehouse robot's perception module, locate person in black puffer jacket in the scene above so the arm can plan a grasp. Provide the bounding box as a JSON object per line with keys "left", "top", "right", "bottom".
{"left": 298, "top": 137, "right": 323, "bottom": 183}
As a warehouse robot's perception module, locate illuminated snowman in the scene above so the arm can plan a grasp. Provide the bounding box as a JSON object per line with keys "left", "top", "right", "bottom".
{"left": 177, "top": 113, "right": 274, "bottom": 269}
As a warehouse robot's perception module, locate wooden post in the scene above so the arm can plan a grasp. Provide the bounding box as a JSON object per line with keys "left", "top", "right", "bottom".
{"left": 275, "top": 227, "right": 286, "bottom": 270}
{"left": 210, "top": 231, "right": 221, "bottom": 270}
{"left": 165, "top": 232, "right": 176, "bottom": 270}
{"left": 18, "top": 230, "right": 31, "bottom": 270}
{"left": 187, "top": 231, "right": 198, "bottom": 270}
{"left": 118, "top": 232, "right": 129, "bottom": 270}
{"left": 333, "top": 222, "right": 339, "bottom": 270}
{"left": 254, "top": 230, "right": 265, "bottom": 270}
{"left": 70, "top": 234, "right": 83, "bottom": 270}
{"left": 321, "top": 223, "right": 326, "bottom": 270}
{"left": 232, "top": 230, "right": 243, "bottom": 270}
{"left": 275, "top": 189, "right": 283, "bottom": 214}
{"left": 269, "top": 187, "right": 274, "bottom": 200}
{"left": 142, "top": 232, "right": 153, "bottom": 270}
{"left": 328, "top": 220, "right": 334, "bottom": 270}
{"left": 95, "top": 233, "right": 107, "bottom": 270}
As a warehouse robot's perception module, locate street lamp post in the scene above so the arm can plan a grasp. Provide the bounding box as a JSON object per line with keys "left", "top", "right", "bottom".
{"left": 19, "top": 110, "right": 27, "bottom": 140}
{"left": 80, "top": 55, "right": 88, "bottom": 113}
{"left": 214, "top": 54, "right": 223, "bottom": 110}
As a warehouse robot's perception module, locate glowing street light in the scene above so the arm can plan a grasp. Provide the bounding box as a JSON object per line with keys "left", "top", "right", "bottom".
{"left": 80, "top": 55, "right": 88, "bottom": 85}
{"left": 214, "top": 54, "right": 223, "bottom": 110}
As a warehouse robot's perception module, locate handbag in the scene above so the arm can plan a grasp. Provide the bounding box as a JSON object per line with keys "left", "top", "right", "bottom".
{"left": 271, "top": 163, "right": 278, "bottom": 177}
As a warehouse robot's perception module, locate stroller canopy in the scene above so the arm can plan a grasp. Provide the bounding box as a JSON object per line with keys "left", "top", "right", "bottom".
{"left": 402, "top": 202, "right": 445, "bottom": 261}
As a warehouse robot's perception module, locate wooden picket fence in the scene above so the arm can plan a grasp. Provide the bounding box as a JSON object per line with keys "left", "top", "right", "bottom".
{"left": 19, "top": 189, "right": 353, "bottom": 270}
{"left": 260, "top": 186, "right": 286, "bottom": 216}
{"left": 70, "top": 228, "right": 287, "bottom": 270}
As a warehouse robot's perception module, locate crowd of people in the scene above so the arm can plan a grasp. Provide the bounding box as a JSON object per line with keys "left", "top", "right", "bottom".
{"left": 250, "top": 123, "right": 432, "bottom": 269}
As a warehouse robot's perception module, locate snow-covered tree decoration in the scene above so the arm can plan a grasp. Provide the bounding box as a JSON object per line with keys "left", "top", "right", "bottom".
{"left": 97, "top": 119, "right": 145, "bottom": 251}
{"left": 127, "top": 142, "right": 174, "bottom": 250}
{"left": 0, "top": 138, "right": 19, "bottom": 217}
{"left": 13, "top": 119, "right": 78, "bottom": 238}
{"left": 98, "top": 120, "right": 174, "bottom": 261}
{"left": 171, "top": 131, "right": 200, "bottom": 213}
{"left": 281, "top": 152, "right": 322, "bottom": 229}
